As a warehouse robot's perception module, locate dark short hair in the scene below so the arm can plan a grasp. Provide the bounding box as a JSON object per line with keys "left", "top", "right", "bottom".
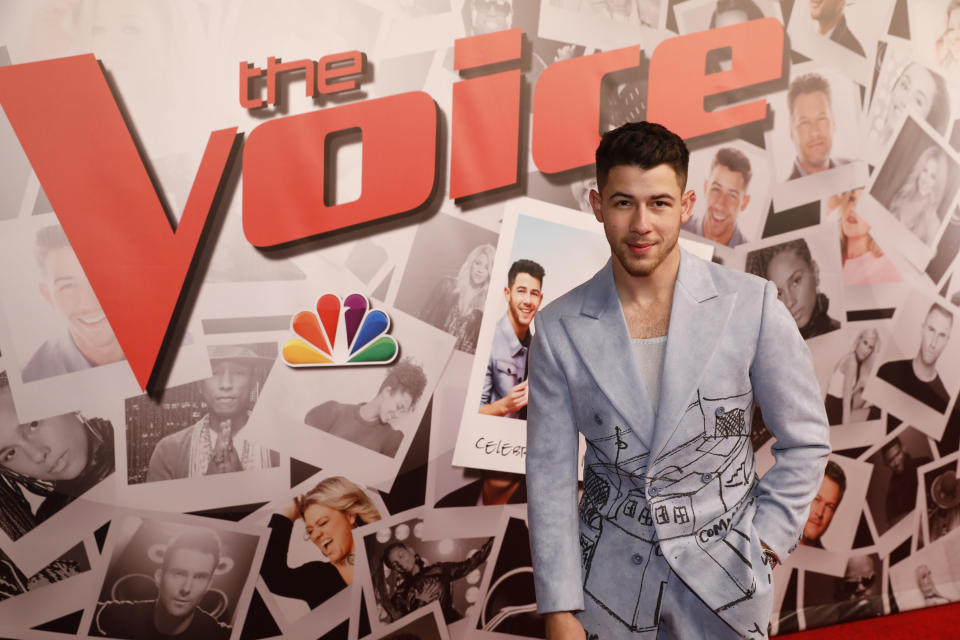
{"left": 34, "top": 225, "right": 72, "bottom": 275}
{"left": 595, "top": 121, "right": 689, "bottom": 192}
{"left": 926, "top": 302, "right": 954, "bottom": 327}
{"left": 162, "top": 528, "right": 221, "bottom": 573}
{"left": 824, "top": 460, "right": 847, "bottom": 499}
{"left": 708, "top": 0, "right": 764, "bottom": 28}
{"left": 744, "top": 238, "right": 814, "bottom": 280}
{"left": 881, "top": 437, "right": 904, "bottom": 458}
{"left": 787, "top": 73, "right": 832, "bottom": 117}
{"left": 507, "top": 259, "right": 545, "bottom": 289}
{"left": 379, "top": 358, "right": 428, "bottom": 405}
{"left": 382, "top": 542, "right": 421, "bottom": 572}
{"left": 711, "top": 147, "right": 753, "bottom": 191}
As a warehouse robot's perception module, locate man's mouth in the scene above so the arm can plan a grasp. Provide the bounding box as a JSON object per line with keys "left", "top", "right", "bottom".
{"left": 709, "top": 208, "right": 729, "bottom": 223}
{"left": 77, "top": 312, "right": 107, "bottom": 326}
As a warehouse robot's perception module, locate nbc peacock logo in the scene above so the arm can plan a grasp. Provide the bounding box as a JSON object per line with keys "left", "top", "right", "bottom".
{"left": 282, "top": 293, "right": 399, "bottom": 367}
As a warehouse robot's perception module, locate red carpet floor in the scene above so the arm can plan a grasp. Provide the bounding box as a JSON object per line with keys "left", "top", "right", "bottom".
{"left": 780, "top": 601, "right": 960, "bottom": 639}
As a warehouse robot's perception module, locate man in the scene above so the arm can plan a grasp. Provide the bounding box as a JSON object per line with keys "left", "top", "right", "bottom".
{"left": 682, "top": 147, "right": 753, "bottom": 247}
{"left": 526, "top": 122, "right": 830, "bottom": 639}
{"left": 801, "top": 460, "right": 845, "bottom": 548}
{"left": 462, "top": 0, "right": 513, "bottom": 35}
{"left": 479, "top": 259, "right": 545, "bottom": 420}
{"left": 377, "top": 537, "right": 494, "bottom": 624}
{"left": 808, "top": 0, "right": 865, "bottom": 57}
{"left": 928, "top": 468, "right": 960, "bottom": 542}
{"left": 876, "top": 302, "right": 953, "bottom": 414}
{"left": 305, "top": 358, "right": 427, "bottom": 457}
{"left": 880, "top": 437, "right": 930, "bottom": 528}
{"left": 93, "top": 528, "right": 231, "bottom": 639}
{"left": 147, "top": 345, "right": 277, "bottom": 481}
{"left": 787, "top": 73, "right": 849, "bottom": 180}
{"left": 22, "top": 225, "right": 126, "bottom": 382}
{"left": 915, "top": 564, "right": 951, "bottom": 606}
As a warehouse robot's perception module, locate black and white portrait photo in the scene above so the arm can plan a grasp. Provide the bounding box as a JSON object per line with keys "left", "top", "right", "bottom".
{"left": 921, "top": 457, "right": 960, "bottom": 544}
{"left": 865, "top": 428, "right": 933, "bottom": 537}
{"left": 802, "top": 553, "right": 885, "bottom": 630}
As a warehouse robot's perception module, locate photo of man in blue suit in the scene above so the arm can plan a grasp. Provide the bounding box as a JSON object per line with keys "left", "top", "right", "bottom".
{"left": 526, "top": 122, "right": 831, "bottom": 639}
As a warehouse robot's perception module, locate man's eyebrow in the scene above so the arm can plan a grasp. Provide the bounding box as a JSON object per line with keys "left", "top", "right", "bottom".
{"left": 647, "top": 193, "right": 676, "bottom": 201}
{"left": 52, "top": 276, "right": 77, "bottom": 284}
{"left": 607, "top": 191, "right": 636, "bottom": 201}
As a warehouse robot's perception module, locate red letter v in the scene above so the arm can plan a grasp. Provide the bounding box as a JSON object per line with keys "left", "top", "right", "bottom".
{"left": 0, "top": 54, "right": 236, "bottom": 390}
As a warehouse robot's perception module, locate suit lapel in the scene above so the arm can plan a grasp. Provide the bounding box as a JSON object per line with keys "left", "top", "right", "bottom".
{"left": 561, "top": 261, "right": 656, "bottom": 447}
{"left": 651, "top": 250, "right": 736, "bottom": 460}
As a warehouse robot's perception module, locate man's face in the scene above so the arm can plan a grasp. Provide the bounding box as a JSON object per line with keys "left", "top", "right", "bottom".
{"left": 0, "top": 389, "right": 89, "bottom": 482}
{"left": 155, "top": 548, "right": 215, "bottom": 620}
{"left": 809, "top": 0, "right": 844, "bottom": 23}
{"left": 470, "top": 0, "right": 512, "bottom": 34}
{"left": 503, "top": 273, "right": 543, "bottom": 333}
{"left": 842, "top": 556, "right": 877, "bottom": 601}
{"left": 804, "top": 475, "right": 842, "bottom": 542}
{"left": 702, "top": 164, "right": 750, "bottom": 239}
{"left": 39, "top": 247, "right": 122, "bottom": 365}
{"left": 916, "top": 564, "right": 937, "bottom": 596}
{"left": 377, "top": 388, "right": 413, "bottom": 425}
{"left": 201, "top": 360, "right": 253, "bottom": 420}
{"left": 883, "top": 442, "right": 907, "bottom": 475}
{"left": 766, "top": 249, "right": 818, "bottom": 329}
{"left": 590, "top": 164, "right": 694, "bottom": 279}
{"left": 789, "top": 91, "right": 835, "bottom": 171}
{"left": 919, "top": 309, "right": 952, "bottom": 367}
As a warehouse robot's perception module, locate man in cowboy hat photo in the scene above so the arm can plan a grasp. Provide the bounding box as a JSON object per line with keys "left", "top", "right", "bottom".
{"left": 147, "top": 345, "right": 277, "bottom": 481}
{"left": 928, "top": 466, "right": 960, "bottom": 542}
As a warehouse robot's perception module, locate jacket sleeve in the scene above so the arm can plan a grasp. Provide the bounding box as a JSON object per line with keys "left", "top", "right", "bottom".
{"left": 749, "top": 280, "right": 831, "bottom": 560}
{"left": 526, "top": 315, "right": 584, "bottom": 614}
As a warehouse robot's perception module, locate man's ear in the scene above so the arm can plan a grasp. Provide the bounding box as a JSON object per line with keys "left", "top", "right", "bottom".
{"left": 39, "top": 282, "right": 53, "bottom": 308}
{"left": 503, "top": 286, "right": 511, "bottom": 304}
{"left": 741, "top": 194, "right": 751, "bottom": 211}
{"left": 681, "top": 190, "right": 696, "bottom": 224}
{"left": 589, "top": 188, "right": 603, "bottom": 223}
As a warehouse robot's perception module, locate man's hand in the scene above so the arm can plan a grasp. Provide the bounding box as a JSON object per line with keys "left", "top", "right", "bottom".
{"left": 545, "top": 612, "right": 586, "bottom": 640}
{"left": 479, "top": 380, "right": 529, "bottom": 417}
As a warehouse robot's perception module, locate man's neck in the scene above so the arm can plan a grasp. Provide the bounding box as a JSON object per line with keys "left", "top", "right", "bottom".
{"left": 611, "top": 246, "right": 681, "bottom": 306}
{"left": 211, "top": 412, "right": 247, "bottom": 433}
{"left": 818, "top": 13, "right": 841, "bottom": 36}
{"left": 507, "top": 314, "right": 528, "bottom": 342}
{"left": 912, "top": 355, "right": 938, "bottom": 383}
{"left": 482, "top": 478, "right": 520, "bottom": 506}
{"left": 703, "top": 217, "right": 735, "bottom": 247}
{"left": 154, "top": 603, "right": 194, "bottom": 636}
{"left": 798, "top": 156, "right": 831, "bottom": 176}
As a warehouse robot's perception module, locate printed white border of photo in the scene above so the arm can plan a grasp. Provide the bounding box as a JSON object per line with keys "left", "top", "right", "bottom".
{"left": 888, "top": 527, "right": 960, "bottom": 613}
{"left": 76, "top": 507, "right": 269, "bottom": 640}
{"left": 0, "top": 213, "right": 211, "bottom": 422}
{"left": 352, "top": 506, "right": 497, "bottom": 638}
{"left": 769, "top": 160, "right": 867, "bottom": 219}
{"left": 765, "top": 61, "right": 864, "bottom": 181}
{"left": 243, "top": 303, "right": 454, "bottom": 492}
{"left": 368, "top": 599, "right": 450, "bottom": 640}
{"left": 0, "top": 392, "right": 123, "bottom": 576}
{"left": 787, "top": 0, "right": 893, "bottom": 87}
{"left": 917, "top": 452, "right": 960, "bottom": 547}
{"left": 452, "top": 198, "right": 712, "bottom": 473}
{"left": 538, "top": 0, "right": 669, "bottom": 52}
{"left": 674, "top": 0, "right": 783, "bottom": 36}
{"left": 861, "top": 289, "right": 960, "bottom": 440}
{"left": 240, "top": 469, "right": 388, "bottom": 634}
{"left": 859, "top": 113, "right": 960, "bottom": 272}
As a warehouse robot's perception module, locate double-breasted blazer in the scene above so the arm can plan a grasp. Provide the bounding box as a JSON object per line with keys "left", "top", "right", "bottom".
{"left": 526, "top": 249, "right": 830, "bottom": 638}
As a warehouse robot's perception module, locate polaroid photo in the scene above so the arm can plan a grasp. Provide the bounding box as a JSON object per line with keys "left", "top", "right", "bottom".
{"left": 799, "top": 550, "right": 886, "bottom": 631}
{"left": 108, "top": 342, "right": 288, "bottom": 513}
{"left": 244, "top": 303, "right": 454, "bottom": 492}
{"left": 888, "top": 528, "right": 960, "bottom": 613}
{"left": 470, "top": 513, "right": 544, "bottom": 639}
{"left": 0, "top": 369, "right": 121, "bottom": 575}
{"left": 906, "top": 0, "right": 960, "bottom": 93}
{"left": 240, "top": 470, "right": 388, "bottom": 634}
{"left": 673, "top": 0, "right": 783, "bottom": 35}
{"left": 918, "top": 453, "right": 960, "bottom": 546}
{"left": 767, "top": 161, "right": 868, "bottom": 237}
{"left": 795, "top": 454, "right": 873, "bottom": 554}
{"left": 392, "top": 212, "right": 500, "bottom": 356}
{"left": 926, "top": 205, "right": 960, "bottom": 289}
{"left": 681, "top": 138, "right": 773, "bottom": 248}
{"left": 859, "top": 114, "right": 960, "bottom": 271}
{"left": 368, "top": 600, "right": 450, "bottom": 640}
{"left": 453, "top": 198, "right": 713, "bottom": 473}
{"left": 353, "top": 507, "right": 496, "bottom": 637}
{"left": 526, "top": 168, "right": 598, "bottom": 214}
{"left": 865, "top": 40, "right": 953, "bottom": 164}
{"left": 741, "top": 223, "right": 845, "bottom": 343}
{"left": 765, "top": 62, "right": 865, "bottom": 190}
{"left": 0, "top": 110, "right": 32, "bottom": 222}
{"left": 809, "top": 322, "right": 888, "bottom": 427}
{"left": 424, "top": 352, "right": 526, "bottom": 542}
{"left": 862, "top": 426, "right": 935, "bottom": 542}
{"left": 861, "top": 289, "right": 960, "bottom": 439}
{"left": 538, "top": 0, "right": 669, "bottom": 52}
{"left": 787, "top": 0, "right": 895, "bottom": 86}
{"left": 0, "top": 540, "right": 95, "bottom": 632}
{"left": 0, "top": 213, "right": 210, "bottom": 422}
{"left": 79, "top": 509, "right": 267, "bottom": 640}
{"left": 360, "top": 0, "right": 463, "bottom": 57}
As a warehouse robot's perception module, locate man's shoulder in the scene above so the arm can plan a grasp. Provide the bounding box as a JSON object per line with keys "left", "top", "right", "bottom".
{"left": 190, "top": 608, "right": 232, "bottom": 638}
{"left": 535, "top": 268, "right": 603, "bottom": 325}
{"left": 94, "top": 599, "right": 153, "bottom": 636}
{"left": 877, "top": 358, "right": 911, "bottom": 378}
{"left": 154, "top": 420, "right": 200, "bottom": 450}
{"left": 696, "top": 252, "right": 768, "bottom": 297}
{"left": 22, "top": 336, "right": 86, "bottom": 382}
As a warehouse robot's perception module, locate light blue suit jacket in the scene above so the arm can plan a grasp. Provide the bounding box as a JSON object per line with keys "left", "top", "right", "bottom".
{"left": 526, "top": 249, "right": 830, "bottom": 638}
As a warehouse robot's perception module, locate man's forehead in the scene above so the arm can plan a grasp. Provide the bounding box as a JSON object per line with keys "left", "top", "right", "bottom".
{"left": 600, "top": 163, "right": 684, "bottom": 194}
{"left": 166, "top": 547, "right": 216, "bottom": 572}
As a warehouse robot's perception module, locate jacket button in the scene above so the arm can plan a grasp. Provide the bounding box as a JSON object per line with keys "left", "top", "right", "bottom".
{"left": 715, "top": 406, "right": 725, "bottom": 417}
{"left": 648, "top": 487, "right": 659, "bottom": 497}
{"left": 631, "top": 553, "right": 644, "bottom": 565}
{"left": 594, "top": 413, "right": 603, "bottom": 425}
{"left": 701, "top": 472, "right": 713, "bottom": 483}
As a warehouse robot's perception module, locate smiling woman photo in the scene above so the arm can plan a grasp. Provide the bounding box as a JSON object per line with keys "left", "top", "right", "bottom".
{"left": 260, "top": 476, "right": 381, "bottom": 610}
